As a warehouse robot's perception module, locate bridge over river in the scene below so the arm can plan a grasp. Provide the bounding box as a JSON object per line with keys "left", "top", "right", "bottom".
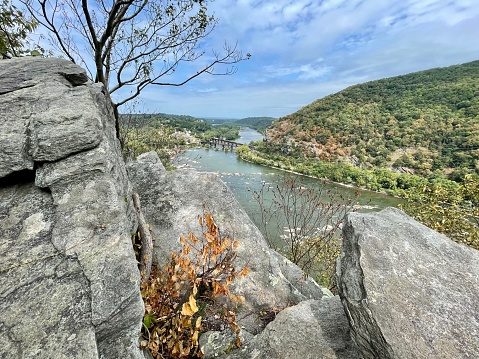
{"left": 181, "top": 128, "right": 403, "bottom": 246}
{"left": 203, "top": 137, "right": 244, "bottom": 150}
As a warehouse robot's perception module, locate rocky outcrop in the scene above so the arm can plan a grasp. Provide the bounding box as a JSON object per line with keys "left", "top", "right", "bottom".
{"left": 127, "top": 151, "right": 361, "bottom": 357}
{"left": 0, "top": 57, "right": 143, "bottom": 358}
{"left": 337, "top": 207, "right": 479, "bottom": 359}
{"left": 126, "top": 151, "right": 331, "bottom": 334}
{"left": 1, "top": 58, "right": 100, "bottom": 177}
{"left": 201, "top": 296, "right": 359, "bottom": 359}
{"left": 5, "top": 58, "right": 476, "bottom": 359}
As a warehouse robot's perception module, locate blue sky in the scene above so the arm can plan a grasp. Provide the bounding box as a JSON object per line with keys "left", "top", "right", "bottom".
{"left": 135, "top": 0, "right": 479, "bottom": 118}
{"left": 116, "top": 1, "right": 479, "bottom": 118}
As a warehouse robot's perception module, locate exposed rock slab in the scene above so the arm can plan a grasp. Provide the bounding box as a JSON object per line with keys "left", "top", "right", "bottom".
{"left": 201, "top": 297, "right": 359, "bottom": 359}
{"left": 337, "top": 207, "right": 479, "bottom": 359}
{"left": 127, "top": 151, "right": 329, "bottom": 333}
{"left": 0, "top": 183, "right": 97, "bottom": 358}
{"left": 0, "top": 57, "right": 143, "bottom": 358}
{"left": 0, "top": 57, "right": 101, "bottom": 178}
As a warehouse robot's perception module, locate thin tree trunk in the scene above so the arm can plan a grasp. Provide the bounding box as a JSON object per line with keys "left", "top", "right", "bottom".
{"left": 113, "top": 104, "right": 122, "bottom": 145}
{"left": 132, "top": 192, "right": 153, "bottom": 284}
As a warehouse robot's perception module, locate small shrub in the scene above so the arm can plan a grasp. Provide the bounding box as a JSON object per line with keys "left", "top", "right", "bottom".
{"left": 140, "top": 211, "right": 248, "bottom": 358}
{"left": 253, "top": 175, "right": 357, "bottom": 290}
{"left": 401, "top": 174, "right": 479, "bottom": 249}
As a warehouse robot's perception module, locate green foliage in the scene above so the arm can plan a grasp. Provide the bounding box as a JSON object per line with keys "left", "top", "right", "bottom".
{"left": 400, "top": 174, "right": 479, "bottom": 249}
{"left": 264, "top": 60, "right": 479, "bottom": 181}
{"left": 23, "top": 0, "right": 247, "bottom": 110}
{"left": 253, "top": 175, "right": 357, "bottom": 290}
{"left": 120, "top": 113, "right": 211, "bottom": 134}
{"left": 202, "top": 123, "right": 240, "bottom": 141}
{"left": 237, "top": 143, "right": 442, "bottom": 196}
{"left": 0, "top": 0, "right": 38, "bottom": 57}
{"left": 120, "top": 113, "right": 244, "bottom": 164}
{"left": 235, "top": 144, "right": 250, "bottom": 157}
{"left": 120, "top": 114, "right": 191, "bottom": 168}
{"left": 202, "top": 117, "right": 275, "bottom": 134}
{"left": 233, "top": 117, "right": 275, "bottom": 133}
{"left": 203, "top": 118, "right": 233, "bottom": 125}
{"left": 152, "top": 113, "right": 211, "bottom": 134}
{"left": 140, "top": 212, "right": 248, "bottom": 358}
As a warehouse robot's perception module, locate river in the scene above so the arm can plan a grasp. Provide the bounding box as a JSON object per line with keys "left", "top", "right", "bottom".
{"left": 177, "top": 128, "right": 402, "bottom": 238}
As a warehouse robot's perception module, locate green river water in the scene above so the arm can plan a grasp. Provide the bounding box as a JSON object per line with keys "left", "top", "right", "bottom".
{"left": 178, "top": 128, "right": 402, "bottom": 237}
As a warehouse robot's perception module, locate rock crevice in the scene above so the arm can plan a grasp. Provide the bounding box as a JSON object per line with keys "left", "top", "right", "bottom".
{"left": 2, "top": 57, "right": 477, "bottom": 359}
{"left": 337, "top": 208, "right": 479, "bottom": 359}
{"left": 0, "top": 57, "right": 144, "bottom": 359}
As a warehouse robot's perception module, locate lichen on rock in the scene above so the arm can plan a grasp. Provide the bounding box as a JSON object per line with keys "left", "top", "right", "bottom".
{"left": 0, "top": 57, "right": 144, "bottom": 359}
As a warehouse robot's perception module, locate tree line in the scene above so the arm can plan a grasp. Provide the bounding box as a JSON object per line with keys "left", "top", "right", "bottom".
{"left": 264, "top": 60, "right": 479, "bottom": 182}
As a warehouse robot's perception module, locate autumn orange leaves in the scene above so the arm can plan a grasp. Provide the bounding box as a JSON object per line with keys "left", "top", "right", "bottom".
{"left": 140, "top": 211, "right": 248, "bottom": 358}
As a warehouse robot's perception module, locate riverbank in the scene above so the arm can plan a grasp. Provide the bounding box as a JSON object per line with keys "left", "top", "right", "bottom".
{"left": 238, "top": 155, "right": 367, "bottom": 192}
{"left": 180, "top": 143, "right": 402, "bottom": 204}
{"left": 235, "top": 145, "right": 461, "bottom": 198}
{"left": 184, "top": 133, "right": 405, "bottom": 198}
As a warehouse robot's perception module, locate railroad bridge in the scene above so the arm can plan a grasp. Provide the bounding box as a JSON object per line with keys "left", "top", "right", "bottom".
{"left": 204, "top": 138, "right": 244, "bottom": 150}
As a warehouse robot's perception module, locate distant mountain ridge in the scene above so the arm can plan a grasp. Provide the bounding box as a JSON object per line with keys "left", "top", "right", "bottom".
{"left": 265, "top": 60, "right": 479, "bottom": 180}
{"left": 120, "top": 112, "right": 275, "bottom": 131}
{"left": 233, "top": 117, "right": 275, "bottom": 132}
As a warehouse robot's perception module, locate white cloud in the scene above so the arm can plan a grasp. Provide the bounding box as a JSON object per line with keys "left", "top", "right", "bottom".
{"left": 20, "top": 0, "right": 479, "bottom": 119}
{"left": 262, "top": 58, "right": 331, "bottom": 80}
{"left": 124, "top": 0, "right": 479, "bottom": 117}
{"left": 138, "top": 79, "right": 352, "bottom": 118}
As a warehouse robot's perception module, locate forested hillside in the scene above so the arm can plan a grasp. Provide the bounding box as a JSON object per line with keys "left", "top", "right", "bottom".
{"left": 265, "top": 60, "right": 479, "bottom": 180}
{"left": 119, "top": 112, "right": 240, "bottom": 166}
{"left": 233, "top": 117, "right": 275, "bottom": 132}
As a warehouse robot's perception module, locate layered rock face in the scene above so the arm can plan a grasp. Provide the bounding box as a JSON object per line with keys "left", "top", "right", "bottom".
{"left": 201, "top": 297, "right": 359, "bottom": 359}
{"left": 126, "top": 152, "right": 330, "bottom": 332}
{"left": 127, "top": 151, "right": 359, "bottom": 358}
{"left": 0, "top": 58, "right": 144, "bottom": 358}
{"left": 337, "top": 208, "right": 479, "bottom": 359}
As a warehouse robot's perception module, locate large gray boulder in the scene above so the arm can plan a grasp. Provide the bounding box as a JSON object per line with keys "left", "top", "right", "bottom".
{"left": 127, "top": 151, "right": 330, "bottom": 334}
{"left": 0, "top": 57, "right": 143, "bottom": 358}
{"left": 201, "top": 296, "right": 359, "bottom": 359}
{"left": 0, "top": 57, "right": 102, "bottom": 177}
{"left": 337, "top": 207, "right": 479, "bottom": 359}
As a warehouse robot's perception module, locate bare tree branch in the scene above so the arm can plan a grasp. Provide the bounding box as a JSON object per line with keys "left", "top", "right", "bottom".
{"left": 21, "top": 0, "right": 248, "bottom": 114}
{"left": 254, "top": 175, "right": 358, "bottom": 289}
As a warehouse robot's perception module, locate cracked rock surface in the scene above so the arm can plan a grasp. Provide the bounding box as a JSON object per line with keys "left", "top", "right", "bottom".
{"left": 200, "top": 297, "right": 359, "bottom": 359}
{"left": 337, "top": 208, "right": 479, "bottom": 359}
{"left": 0, "top": 57, "right": 144, "bottom": 358}
{"left": 127, "top": 151, "right": 331, "bottom": 335}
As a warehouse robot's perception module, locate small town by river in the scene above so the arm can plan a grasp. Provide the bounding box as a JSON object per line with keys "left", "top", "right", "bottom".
{"left": 178, "top": 128, "right": 402, "bottom": 236}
